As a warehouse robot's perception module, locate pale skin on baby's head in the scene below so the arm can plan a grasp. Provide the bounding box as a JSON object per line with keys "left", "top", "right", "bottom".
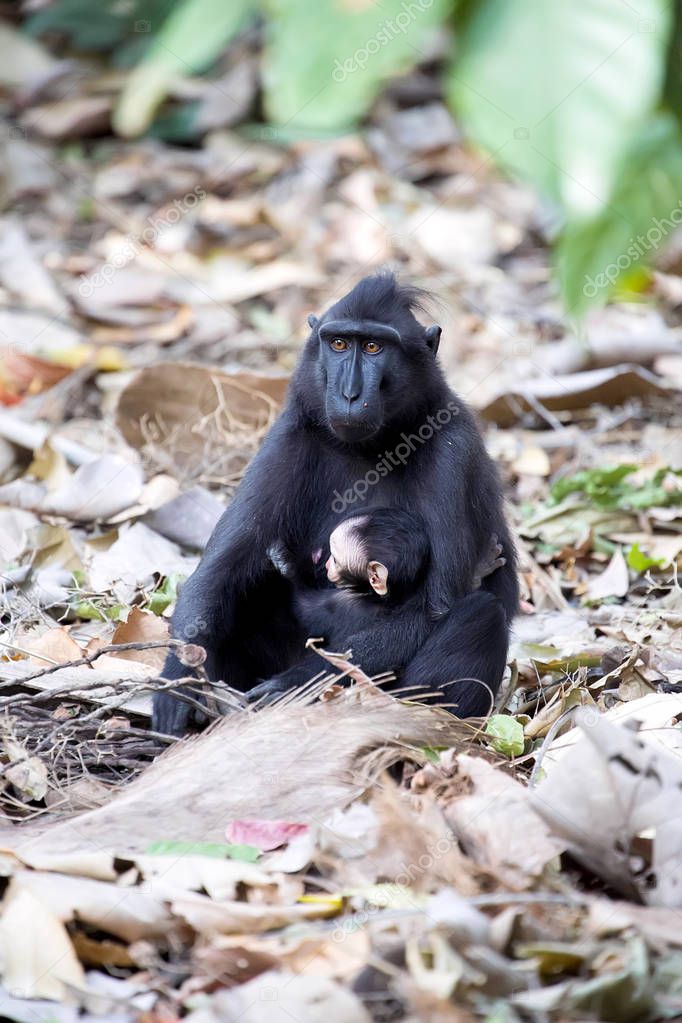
{"left": 326, "top": 516, "right": 388, "bottom": 596}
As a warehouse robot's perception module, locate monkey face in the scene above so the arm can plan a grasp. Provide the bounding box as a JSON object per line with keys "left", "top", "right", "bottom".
{"left": 325, "top": 552, "right": 341, "bottom": 584}
{"left": 298, "top": 280, "right": 442, "bottom": 445}
{"left": 326, "top": 517, "right": 388, "bottom": 596}
{"left": 317, "top": 325, "right": 394, "bottom": 443}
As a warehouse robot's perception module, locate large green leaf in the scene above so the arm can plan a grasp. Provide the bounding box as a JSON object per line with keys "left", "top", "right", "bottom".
{"left": 26, "top": 0, "right": 177, "bottom": 67}
{"left": 448, "top": 0, "right": 671, "bottom": 220}
{"left": 113, "top": 0, "right": 255, "bottom": 137}
{"left": 558, "top": 115, "right": 682, "bottom": 315}
{"left": 263, "top": 0, "right": 448, "bottom": 131}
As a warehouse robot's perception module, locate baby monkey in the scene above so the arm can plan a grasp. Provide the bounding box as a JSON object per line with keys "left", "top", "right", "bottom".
{"left": 269, "top": 507, "right": 505, "bottom": 659}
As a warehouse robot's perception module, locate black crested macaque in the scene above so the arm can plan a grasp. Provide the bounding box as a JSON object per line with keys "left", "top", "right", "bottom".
{"left": 153, "top": 272, "right": 518, "bottom": 735}
{"left": 264, "top": 508, "right": 506, "bottom": 691}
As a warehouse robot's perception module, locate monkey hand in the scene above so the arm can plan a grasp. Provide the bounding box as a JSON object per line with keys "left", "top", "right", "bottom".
{"left": 246, "top": 674, "right": 296, "bottom": 706}
{"left": 472, "top": 533, "right": 506, "bottom": 590}
{"left": 267, "top": 541, "right": 296, "bottom": 579}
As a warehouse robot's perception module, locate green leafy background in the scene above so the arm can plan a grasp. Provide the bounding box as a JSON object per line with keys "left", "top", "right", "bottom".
{"left": 27, "top": 0, "right": 682, "bottom": 316}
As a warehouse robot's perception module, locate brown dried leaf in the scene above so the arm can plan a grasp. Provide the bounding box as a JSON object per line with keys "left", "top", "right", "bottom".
{"left": 110, "top": 607, "right": 169, "bottom": 671}
{"left": 441, "top": 754, "right": 565, "bottom": 887}
{"left": 10, "top": 868, "right": 176, "bottom": 942}
{"left": 21, "top": 96, "right": 112, "bottom": 140}
{"left": 26, "top": 626, "right": 82, "bottom": 666}
{"left": 90, "top": 304, "right": 193, "bottom": 345}
{"left": 115, "top": 362, "right": 288, "bottom": 487}
{"left": 4, "top": 757, "right": 48, "bottom": 801}
{"left": 479, "top": 364, "right": 672, "bottom": 424}
{"left": 533, "top": 709, "right": 682, "bottom": 905}
{"left": 0, "top": 220, "right": 67, "bottom": 314}
{"left": 187, "top": 971, "right": 370, "bottom": 1023}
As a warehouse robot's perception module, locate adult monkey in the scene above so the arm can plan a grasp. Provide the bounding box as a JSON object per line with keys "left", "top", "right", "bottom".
{"left": 153, "top": 274, "right": 518, "bottom": 736}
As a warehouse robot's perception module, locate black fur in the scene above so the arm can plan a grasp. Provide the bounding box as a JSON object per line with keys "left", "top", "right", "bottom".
{"left": 288, "top": 507, "right": 430, "bottom": 647}
{"left": 153, "top": 272, "right": 518, "bottom": 735}
{"left": 326, "top": 507, "right": 430, "bottom": 601}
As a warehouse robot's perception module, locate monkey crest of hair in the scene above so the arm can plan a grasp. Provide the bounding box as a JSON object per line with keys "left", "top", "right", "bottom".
{"left": 324, "top": 271, "right": 432, "bottom": 341}
{"left": 296, "top": 271, "right": 444, "bottom": 448}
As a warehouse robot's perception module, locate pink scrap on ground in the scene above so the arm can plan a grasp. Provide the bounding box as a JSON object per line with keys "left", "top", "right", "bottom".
{"left": 226, "top": 818, "right": 309, "bottom": 851}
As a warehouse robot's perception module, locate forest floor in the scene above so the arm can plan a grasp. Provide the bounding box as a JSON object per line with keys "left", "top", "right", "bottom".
{"left": 0, "top": 32, "right": 681, "bottom": 1023}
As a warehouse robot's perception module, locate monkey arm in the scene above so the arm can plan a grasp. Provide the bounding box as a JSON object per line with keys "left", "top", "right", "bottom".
{"left": 337, "top": 607, "right": 432, "bottom": 674}
{"left": 247, "top": 601, "right": 432, "bottom": 703}
{"left": 420, "top": 419, "right": 513, "bottom": 611}
{"left": 293, "top": 590, "right": 341, "bottom": 640}
{"left": 154, "top": 419, "right": 308, "bottom": 734}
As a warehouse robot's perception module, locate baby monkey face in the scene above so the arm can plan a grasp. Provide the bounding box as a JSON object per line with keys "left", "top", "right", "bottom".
{"left": 326, "top": 518, "right": 366, "bottom": 583}
{"left": 325, "top": 552, "right": 341, "bottom": 583}
{"left": 326, "top": 517, "right": 388, "bottom": 595}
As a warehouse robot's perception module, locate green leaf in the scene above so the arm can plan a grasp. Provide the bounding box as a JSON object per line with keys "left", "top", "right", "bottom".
{"left": 145, "top": 840, "right": 260, "bottom": 861}
{"left": 662, "top": 1, "right": 682, "bottom": 122}
{"left": 485, "top": 715, "right": 525, "bottom": 758}
{"left": 262, "top": 0, "right": 448, "bottom": 131}
{"left": 146, "top": 572, "right": 184, "bottom": 615}
{"left": 550, "top": 465, "right": 638, "bottom": 507}
{"left": 72, "top": 599, "right": 127, "bottom": 622}
{"left": 26, "top": 0, "right": 133, "bottom": 52}
{"left": 26, "top": 0, "right": 177, "bottom": 65}
{"left": 558, "top": 115, "right": 682, "bottom": 315}
{"left": 549, "top": 464, "right": 682, "bottom": 510}
{"left": 624, "top": 466, "right": 682, "bottom": 509}
{"left": 113, "top": 0, "right": 255, "bottom": 136}
{"left": 420, "top": 746, "right": 446, "bottom": 764}
{"left": 626, "top": 542, "right": 665, "bottom": 573}
{"left": 449, "top": 0, "right": 671, "bottom": 220}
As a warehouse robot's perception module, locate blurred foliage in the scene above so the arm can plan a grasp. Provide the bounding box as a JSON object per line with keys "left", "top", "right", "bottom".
{"left": 450, "top": 0, "right": 681, "bottom": 318}
{"left": 261, "top": 0, "right": 448, "bottom": 130}
{"left": 26, "top": 0, "right": 177, "bottom": 66}
{"left": 549, "top": 465, "right": 682, "bottom": 510}
{"left": 626, "top": 542, "right": 665, "bottom": 572}
{"left": 113, "top": 0, "right": 254, "bottom": 136}
{"left": 25, "top": 0, "right": 682, "bottom": 316}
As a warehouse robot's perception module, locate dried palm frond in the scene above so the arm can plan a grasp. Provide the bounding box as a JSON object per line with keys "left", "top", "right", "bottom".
{"left": 19, "top": 682, "right": 473, "bottom": 856}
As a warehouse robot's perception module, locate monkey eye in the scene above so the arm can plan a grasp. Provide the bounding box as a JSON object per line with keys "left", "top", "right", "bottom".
{"left": 363, "top": 340, "right": 383, "bottom": 354}
{"left": 330, "top": 338, "right": 348, "bottom": 352}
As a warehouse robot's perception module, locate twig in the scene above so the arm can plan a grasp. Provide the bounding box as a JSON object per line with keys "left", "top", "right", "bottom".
{"left": 0, "top": 639, "right": 60, "bottom": 664}
{"left": 9, "top": 639, "right": 182, "bottom": 685}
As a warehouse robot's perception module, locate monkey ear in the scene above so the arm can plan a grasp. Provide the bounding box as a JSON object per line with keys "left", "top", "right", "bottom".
{"left": 307, "top": 313, "right": 319, "bottom": 330}
{"left": 425, "top": 325, "right": 442, "bottom": 355}
{"left": 367, "top": 560, "right": 389, "bottom": 596}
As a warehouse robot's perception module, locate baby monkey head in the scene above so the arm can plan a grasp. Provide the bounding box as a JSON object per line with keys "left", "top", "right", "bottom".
{"left": 326, "top": 507, "right": 430, "bottom": 600}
